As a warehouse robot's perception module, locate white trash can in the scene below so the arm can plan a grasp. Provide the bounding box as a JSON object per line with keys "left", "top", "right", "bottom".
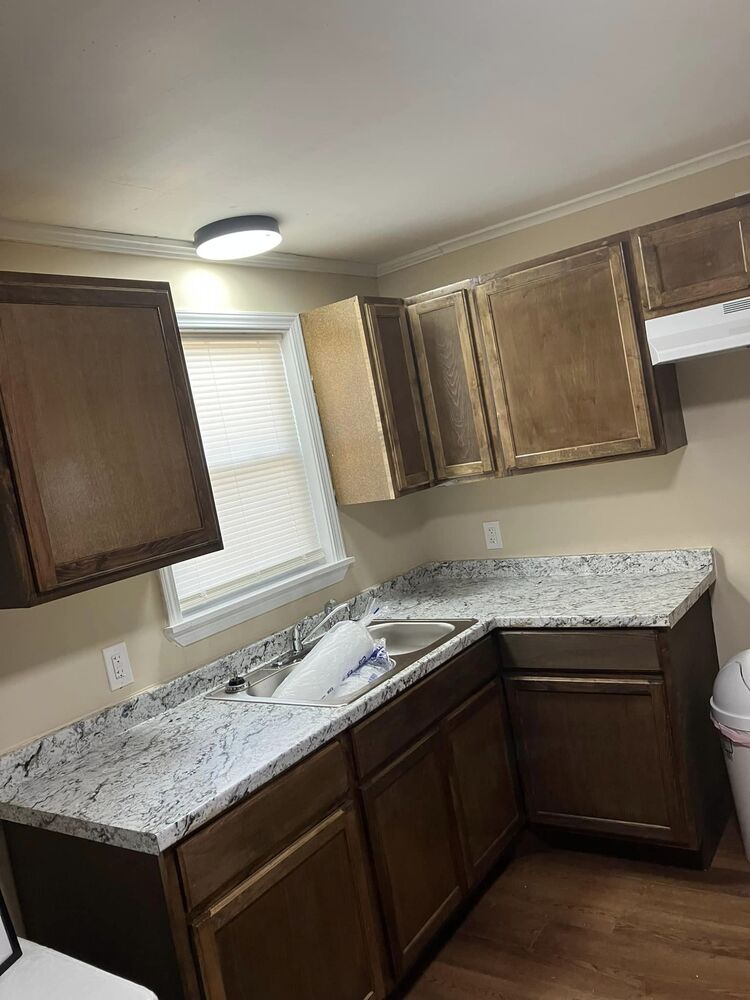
{"left": 710, "top": 649, "right": 750, "bottom": 862}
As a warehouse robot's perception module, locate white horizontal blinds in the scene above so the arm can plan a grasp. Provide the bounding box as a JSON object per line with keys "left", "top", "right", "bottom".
{"left": 172, "top": 334, "right": 324, "bottom": 611}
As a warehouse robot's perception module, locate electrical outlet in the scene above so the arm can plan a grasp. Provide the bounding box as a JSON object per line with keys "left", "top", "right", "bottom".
{"left": 102, "top": 642, "right": 134, "bottom": 691}
{"left": 483, "top": 521, "right": 503, "bottom": 550}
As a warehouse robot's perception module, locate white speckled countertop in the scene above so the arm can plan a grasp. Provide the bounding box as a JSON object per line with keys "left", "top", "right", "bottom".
{"left": 0, "top": 548, "right": 715, "bottom": 854}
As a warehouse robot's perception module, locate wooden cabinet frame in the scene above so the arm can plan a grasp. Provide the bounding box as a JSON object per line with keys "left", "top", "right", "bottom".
{"left": 300, "top": 296, "right": 432, "bottom": 503}
{"left": 360, "top": 730, "right": 466, "bottom": 976}
{"left": 475, "top": 242, "right": 655, "bottom": 471}
{"left": 361, "top": 300, "right": 433, "bottom": 493}
{"left": 505, "top": 673, "right": 690, "bottom": 843}
{"left": 632, "top": 200, "right": 750, "bottom": 316}
{"left": 0, "top": 272, "right": 220, "bottom": 604}
{"left": 443, "top": 682, "right": 523, "bottom": 886}
{"left": 407, "top": 290, "right": 494, "bottom": 481}
{"left": 193, "top": 806, "right": 385, "bottom": 1000}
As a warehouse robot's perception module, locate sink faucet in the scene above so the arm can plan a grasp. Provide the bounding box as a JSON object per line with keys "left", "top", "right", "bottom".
{"left": 292, "top": 599, "right": 351, "bottom": 654}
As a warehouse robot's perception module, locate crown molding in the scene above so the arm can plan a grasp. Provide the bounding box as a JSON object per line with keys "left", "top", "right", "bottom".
{"left": 377, "top": 139, "right": 750, "bottom": 277}
{"left": 2, "top": 138, "right": 749, "bottom": 282}
{"left": 0, "top": 218, "right": 378, "bottom": 278}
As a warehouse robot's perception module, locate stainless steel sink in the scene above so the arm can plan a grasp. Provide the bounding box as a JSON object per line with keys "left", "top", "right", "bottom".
{"left": 367, "top": 620, "right": 455, "bottom": 655}
{"left": 206, "top": 618, "right": 477, "bottom": 709}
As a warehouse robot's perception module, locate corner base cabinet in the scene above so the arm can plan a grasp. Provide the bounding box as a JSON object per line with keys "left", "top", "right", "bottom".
{"left": 505, "top": 674, "right": 688, "bottom": 842}
{"left": 0, "top": 271, "right": 221, "bottom": 605}
{"left": 500, "top": 594, "right": 730, "bottom": 860}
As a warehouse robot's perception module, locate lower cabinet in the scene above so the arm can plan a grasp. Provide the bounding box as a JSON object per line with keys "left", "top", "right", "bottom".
{"left": 500, "top": 599, "right": 730, "bottom": 857}
{"left": 505, "top": 674, "right": 689, "bottom": 843}
{"left": 361, "top": 731, "right": 465, "bottom": 977}
{"left": 444, "top": 682, "right": 522, "bottom": 885}
{"left": 9, "top": 613, "right": 726, "bottom": 1000}
{"left": 192, "top": 806, "right": 385, "bottom": 1000}
{"left": 359, "top": 672, "right": 522, "bottom": 977}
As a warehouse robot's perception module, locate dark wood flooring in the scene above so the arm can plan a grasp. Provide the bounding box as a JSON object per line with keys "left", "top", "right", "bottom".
{"left": 406, "top": 821, "right": 750, "bottom": 999}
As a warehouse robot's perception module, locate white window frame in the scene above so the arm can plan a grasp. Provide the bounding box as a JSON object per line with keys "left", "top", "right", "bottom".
{"left": 160, "top": 311, "right": 352, "bottom": 646}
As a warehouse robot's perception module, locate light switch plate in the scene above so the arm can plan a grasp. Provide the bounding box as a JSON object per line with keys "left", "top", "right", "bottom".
{"left": 483, "top": 521, "right": 503, "bottom": 550}
{"left": 102, "top": 641, "right": 134, "bottom": 691}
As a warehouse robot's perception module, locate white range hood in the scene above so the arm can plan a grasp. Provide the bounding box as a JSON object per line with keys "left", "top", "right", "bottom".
{"left": 646, "top": 295, "right": 750, "bottom": 365}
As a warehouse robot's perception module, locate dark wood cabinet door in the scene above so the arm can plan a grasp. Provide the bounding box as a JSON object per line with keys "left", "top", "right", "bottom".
{"left": 362, "top": 300, "right": 433, "bottom": 493}
{"left": 475, "top": 243, "right": 654, "bottom": 471}
{"left": 504, "top": 674, "right": 689, "bottom": 844}
{"left": 632, "top": 201, "right": 750, "bottom": 317}
{"left": 193, "top": 807, "right": 385, "bottom": 1000}
{"left": 407, "top": 291, "right": 494, "bottom": 481}
{"left": 443, "top": 682, "right": 522, "bottom": 886}
{"left": 361, "top": 730, "right": 465, "bottom": 976}
{"left": 0, "top": 272, "right": 220, "bottom": 603}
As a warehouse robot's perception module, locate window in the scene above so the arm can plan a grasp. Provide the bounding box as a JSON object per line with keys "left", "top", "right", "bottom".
{"left": 160, "top": 312, "right": 352, "bottom": 645}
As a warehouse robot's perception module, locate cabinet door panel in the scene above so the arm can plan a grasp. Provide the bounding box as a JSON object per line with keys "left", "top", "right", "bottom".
{"left": 193, "top": 808, "right": 384, "bottom": 1000}
{"left": 363, "top": 301, "right": 433, "bottom": 492}
{"left": 633, "top": 203, "right": 750, "bottom": 316}
{"left": 0, "top": 277, "right": 219, "bottom": 594}
{"left": 444, "top": 683, "right": 522, "bottom": 885}
{"left": 177, "top": 739, "right": 350, "bottom": 911}
{"left": 352, "top": 633, "right": 498, "bottom": 780}
{"left": 476, "top": 243, "right": 654, "bottom": 470}
{"left": 361, "top": 731, "right": 464, "bottom": 976}
{"left": 505, "top": 674, "right": 689, "bottom": 844}
{"left": 407, "top": 291, "right": 493, "bottom": 480}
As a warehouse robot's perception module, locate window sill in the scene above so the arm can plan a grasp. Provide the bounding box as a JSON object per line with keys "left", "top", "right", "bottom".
{"left": 163, "top": 556, "right": 355, "bottom": 646}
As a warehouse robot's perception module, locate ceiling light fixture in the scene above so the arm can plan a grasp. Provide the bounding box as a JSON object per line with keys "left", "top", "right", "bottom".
{"left": 193, "top": 215, "right": 282, "bottom": 260}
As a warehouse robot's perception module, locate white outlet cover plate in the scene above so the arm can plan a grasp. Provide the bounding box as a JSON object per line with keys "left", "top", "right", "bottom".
{"left": 483, "top": 521, "right": 503, "bottom": 550}
{"left": 102, "top": 641, "right": 134, "bottom": 691}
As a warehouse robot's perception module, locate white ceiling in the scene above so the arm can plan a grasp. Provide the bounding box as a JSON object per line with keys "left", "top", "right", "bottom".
{"left": 1, "top": 0, "right": 749, "bottom": 266}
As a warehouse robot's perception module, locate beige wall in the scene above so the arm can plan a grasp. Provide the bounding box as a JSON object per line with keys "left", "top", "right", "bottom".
{"left": 2, "top": 153, "right": 750, "bottom": 754}
{"left": 380, "top": 155, "right": 750, "bottom": 664}
{"left": 0, "top": 242, "right": 430, "bottom": 755}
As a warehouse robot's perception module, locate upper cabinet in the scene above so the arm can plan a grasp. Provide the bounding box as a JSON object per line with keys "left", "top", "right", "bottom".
{"left": 474, "top": 241, "right": 659, "bottom": 472}
{"left": 301, "top": 197, "right": 750, "bottom": 500}
{"left": 406, "top": 286, "right": 495, "bottom": 482}
{"left": 631, "top": 198, "right": 750, "bottom": 318}
{"left": 300, "top": 296, "right": 433, "bottom": 504}
{"left": 0, "top": 271, "right": 221, "bottom": 607}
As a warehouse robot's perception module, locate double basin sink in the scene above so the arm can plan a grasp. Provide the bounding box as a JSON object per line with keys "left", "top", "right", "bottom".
{"left": 207, "top": 618, "right": 476, "bottom": 708}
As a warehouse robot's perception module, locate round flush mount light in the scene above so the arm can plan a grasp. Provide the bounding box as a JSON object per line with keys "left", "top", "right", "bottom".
{"left": 194, "top": 215, "right": 282, "bottom": 260}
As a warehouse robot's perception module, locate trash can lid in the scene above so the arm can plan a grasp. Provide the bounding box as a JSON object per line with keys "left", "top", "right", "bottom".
{"left": 710, "top": 649, "right": 750, "bottom": 731}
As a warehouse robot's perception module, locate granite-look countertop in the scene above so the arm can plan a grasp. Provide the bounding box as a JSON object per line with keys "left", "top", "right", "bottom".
{"left": 0, "top": 548, "right": 715, "bottom": 854}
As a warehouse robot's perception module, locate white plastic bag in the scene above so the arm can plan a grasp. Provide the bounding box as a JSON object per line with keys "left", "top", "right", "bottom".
{"left": 333, "top": 641, "right": 394, "bottom": 698}
{"left": 272, "top": 619, "right": 376, "bottom": 702}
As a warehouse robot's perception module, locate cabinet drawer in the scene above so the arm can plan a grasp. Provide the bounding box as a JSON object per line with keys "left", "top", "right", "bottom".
{"left": 499, "top": 630, "right": 661, "bottom": 674}
{"left": 351, "top": 635, "right": 498, "bottom": 779}
{"left": 177, "top": 739, "right": 350, "bottom": 910}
